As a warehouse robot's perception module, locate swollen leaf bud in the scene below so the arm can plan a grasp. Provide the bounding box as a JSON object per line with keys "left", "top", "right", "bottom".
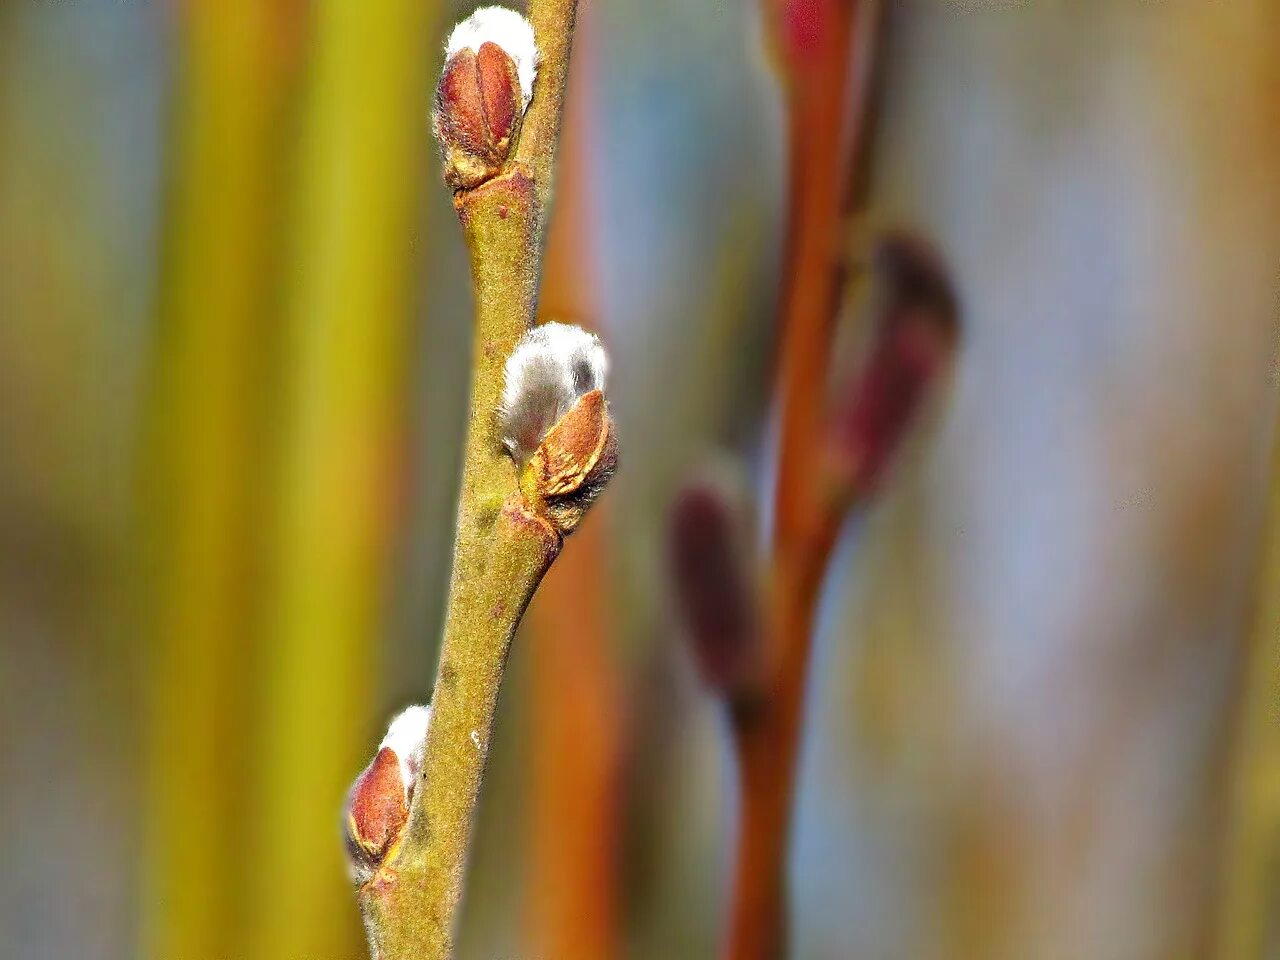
{"left": 668, "top": 471, "right": 760, "bottom": 697}
{"left": 826, "top": 231, "right": 959, "bottom": 497}
{"left": 433, "top": 7, "right": 539, "bottom": 190}
{"left": 344, "top": 705, "right": 430, "bottom": 884}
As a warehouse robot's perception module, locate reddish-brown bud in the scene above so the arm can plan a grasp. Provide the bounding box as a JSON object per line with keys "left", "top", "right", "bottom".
{"left": 434, "top": 8, "right": 538, "bottom": 190}
{"left": 434, "top": 41, "right": 523, "bottom": 190}
{"left": 771, "top": 0, "right": 853, "bottom": 75}
{"left": 781, "top": 0, "right": 826, "bottom": 60}
{"left": 668, "top": 473, "right": 760, "bottom": 697}
{"left": 827, "top": 232, "right": 959, "bottom": 496}
{"left": 343, "top": 705, "right": 429, "bottom": 884}
{"left": 345, "top": 747, "right": 409, "bottom": 881}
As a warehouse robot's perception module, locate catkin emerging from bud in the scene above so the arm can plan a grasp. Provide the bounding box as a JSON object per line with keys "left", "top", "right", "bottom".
{"left": 501, "top": 322, "right": 616, "bottom": 535}
{"left": 500, "top": 322, "right": 607, "bottom": 463}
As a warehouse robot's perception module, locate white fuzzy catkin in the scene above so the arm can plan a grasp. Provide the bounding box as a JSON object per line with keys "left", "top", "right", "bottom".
{"left": 500, "top": 322, "right": 607, "bottom": 463}
{"left": 445, "top": 6, "right": 540, "bottom": 108}
{"left": 380, "top": 704, "right": 431, "bottom": 795}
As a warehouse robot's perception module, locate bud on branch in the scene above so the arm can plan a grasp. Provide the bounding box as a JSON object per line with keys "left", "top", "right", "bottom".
{"left": 825, "top": 232, "right": 958, "bottom": 497}
{"left": 434, "top": 7, "right": 540, "bottom": 190}
{"left": 502, "top": 322, "right": 617, "bottom": 535}
{"left": 357, "top": 5, "right": 596, "bottom": 958}
{"left": 669, "top": 474, "right": 760, "bottom": 697}
{"left": 345, "top": 705, "right": 430, "bottom": 885}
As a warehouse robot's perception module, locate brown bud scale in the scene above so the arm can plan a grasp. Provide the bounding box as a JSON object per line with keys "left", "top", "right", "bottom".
{"left": 345, "top": 747, "right": 410, "bottom": 882}
{"left": 522, "top": 389, "right": 617, "bottom": 535}
{"left": 433, "top": 41, "right": 523, "bottom": 190}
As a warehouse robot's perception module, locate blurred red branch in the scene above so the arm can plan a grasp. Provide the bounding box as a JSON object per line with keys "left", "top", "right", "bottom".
{"left": 725, "top": 2, "right": 890, "bottom": 956}
{"left": 727, "top": 228, "right": 957, "bottom": 960}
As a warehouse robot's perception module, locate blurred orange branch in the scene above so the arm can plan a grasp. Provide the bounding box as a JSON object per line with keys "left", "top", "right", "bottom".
{"left": 526, "top": 13, "right": 624, "bottom": 960}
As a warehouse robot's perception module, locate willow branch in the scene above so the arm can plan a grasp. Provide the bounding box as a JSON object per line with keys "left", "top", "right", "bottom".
{"left": 353, "top": 3, "right": 584, "bottom": 959}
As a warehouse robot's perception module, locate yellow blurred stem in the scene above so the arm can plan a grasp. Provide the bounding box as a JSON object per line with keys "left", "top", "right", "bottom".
{"left": 241, "top": 1, "right": 441, "bottom": 959}
{"left": 1215, "top": 412, "right": 1280, "bottom": 960}
{"left": 141, "top": 3, "right": 299, "bottom": 956}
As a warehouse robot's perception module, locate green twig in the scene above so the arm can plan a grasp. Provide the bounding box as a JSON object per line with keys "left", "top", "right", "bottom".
{"left": 357, "top": 3, "right": 581, "bottom": 958}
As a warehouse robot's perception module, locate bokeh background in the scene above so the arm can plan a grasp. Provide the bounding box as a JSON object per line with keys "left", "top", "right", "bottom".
{"left": 3, "top": 1, "right": 1280, "bottom": 958}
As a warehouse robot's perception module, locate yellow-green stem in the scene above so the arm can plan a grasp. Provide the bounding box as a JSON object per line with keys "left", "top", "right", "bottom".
{"left": 245, "top": 0, "right": 441, "bottom": 957}
{"left": 359, "top": 3, "right": 579, "bottom": 957}
{"left": 141, "top": 2, "right": 296, "bottom": 954}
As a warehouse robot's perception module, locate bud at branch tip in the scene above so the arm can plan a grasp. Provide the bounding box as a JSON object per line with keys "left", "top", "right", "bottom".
{"left": 434, "top": 7, "right": 540, "bottom": 190}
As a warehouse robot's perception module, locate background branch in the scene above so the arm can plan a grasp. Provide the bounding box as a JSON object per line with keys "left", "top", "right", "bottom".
{"left": 526, "top": 12, "right": 624, "bottom": 957}
{"left": 141, "top": 3, "right": 301, "bottom": 954}
{"left": 725, "top": 2, "right": 885, "bottom": 957}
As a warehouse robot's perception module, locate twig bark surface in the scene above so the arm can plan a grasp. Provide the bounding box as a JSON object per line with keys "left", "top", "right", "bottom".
{"left": 358, "top": 3, "right": 580, "bottom": 958}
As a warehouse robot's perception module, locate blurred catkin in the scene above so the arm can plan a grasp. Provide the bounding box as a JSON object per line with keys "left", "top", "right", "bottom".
{"left": 140, "top": 2, "right": 302, "bottom": 956}
{"left": 241, "top": 1, "right": 441, "bottom": 958}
